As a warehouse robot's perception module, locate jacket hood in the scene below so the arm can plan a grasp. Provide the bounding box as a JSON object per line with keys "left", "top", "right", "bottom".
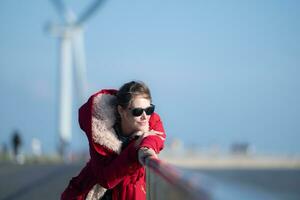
{"left": 79, "top": 89, "right": 122, "bottom": 154}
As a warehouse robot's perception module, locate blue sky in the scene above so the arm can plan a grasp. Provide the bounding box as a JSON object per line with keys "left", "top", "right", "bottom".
{"left": 1, "top": 0, "right": 300, "bottom": 155}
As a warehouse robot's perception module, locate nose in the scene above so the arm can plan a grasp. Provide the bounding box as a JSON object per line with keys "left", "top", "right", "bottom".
{"left": 140, "top": 111, "right": 147, "bottom": 120}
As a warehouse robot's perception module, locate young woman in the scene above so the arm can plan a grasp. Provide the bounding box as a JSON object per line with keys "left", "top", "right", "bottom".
{"left": 61, "top": 81, "right": 166, "bottom": 200}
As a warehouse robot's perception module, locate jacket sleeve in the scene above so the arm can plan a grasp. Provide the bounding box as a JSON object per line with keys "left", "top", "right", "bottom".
{"left": 61, "top": 141, "right": 141, "bottom": 200}
{"left": 139, "top": 113, "right": 166, "bottom": 153}
{"left": 89, "top": 141, "right": 142, "bottom": 189}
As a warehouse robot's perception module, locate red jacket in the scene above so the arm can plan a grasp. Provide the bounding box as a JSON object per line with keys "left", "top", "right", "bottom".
{"left": 61, "top": 89, "right": 166, "bottom": 200}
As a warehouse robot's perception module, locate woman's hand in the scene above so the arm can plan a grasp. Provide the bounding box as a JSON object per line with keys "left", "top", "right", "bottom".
{"left": 134, "top": 130, "right": 165, "bottom": 147}
{"left": 138, "top": 147, "right": 157, "bottom": 165}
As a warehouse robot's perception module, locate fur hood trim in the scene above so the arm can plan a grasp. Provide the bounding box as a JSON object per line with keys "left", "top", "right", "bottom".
{"left": 86, "top": 91, "right": 122, "bottom": 200}
{"left": 91, "top": 92, "right": 122, "bottom": 154}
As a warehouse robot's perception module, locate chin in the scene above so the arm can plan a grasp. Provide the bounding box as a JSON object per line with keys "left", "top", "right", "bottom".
{"left": 137, "top": 125, "right": 149, "bottom": 132}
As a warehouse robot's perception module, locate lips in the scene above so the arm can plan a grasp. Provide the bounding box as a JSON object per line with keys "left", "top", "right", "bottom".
{"left": 137, "top": 121, "right": 148, "bottom": 126}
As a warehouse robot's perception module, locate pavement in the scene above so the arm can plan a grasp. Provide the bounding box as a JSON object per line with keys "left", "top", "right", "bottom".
{"left": 1, "top": 155, "right": 299, "bottom": 200}
{"left": 0, "top": 162, "right": 83, "bottom": 200}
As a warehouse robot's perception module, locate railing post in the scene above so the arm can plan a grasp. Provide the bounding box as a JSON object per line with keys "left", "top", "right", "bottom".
{"left": 146, "top": 162, "right": 152, "bottom": 200}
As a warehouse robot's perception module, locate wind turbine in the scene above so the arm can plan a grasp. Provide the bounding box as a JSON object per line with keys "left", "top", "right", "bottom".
{"left": 46, "top": 0, "right": 106, "bottom": 157}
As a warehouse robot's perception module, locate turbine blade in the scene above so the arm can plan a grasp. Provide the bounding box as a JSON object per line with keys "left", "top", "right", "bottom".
{"left": 49, "top": 0, "right": 67, "bottom": 21}
{"left": 49, "top": 0, "right": 76, "bottom": 24}
{"left": 75, "top": 0, "right": 107, "bottom": 26}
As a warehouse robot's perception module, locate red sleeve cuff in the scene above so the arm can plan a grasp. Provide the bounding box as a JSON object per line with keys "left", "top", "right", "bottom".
{"left": 139, "top": 135, "right": 165, "bottom": 153}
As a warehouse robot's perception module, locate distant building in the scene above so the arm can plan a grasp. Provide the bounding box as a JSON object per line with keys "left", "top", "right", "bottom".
{"left": 230, "top": 142, "right": 250, "bottom": 155}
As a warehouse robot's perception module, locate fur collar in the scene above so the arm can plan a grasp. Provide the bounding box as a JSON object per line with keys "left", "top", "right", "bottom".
{"left": 86, "top": 92, "right": 122, "bottom": 200}
{"left": 91, "top": 92, "right": 122, "bottom": 154}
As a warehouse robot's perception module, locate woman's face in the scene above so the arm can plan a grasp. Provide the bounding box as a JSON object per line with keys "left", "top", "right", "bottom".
{"left": 118, "top": 95, "right": 151, "bottom": 134}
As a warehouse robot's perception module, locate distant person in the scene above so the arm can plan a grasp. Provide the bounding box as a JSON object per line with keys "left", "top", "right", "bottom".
{"left": 61, "top": 81, "right": 166, "bottom": 200}
{"left": 12, "top": 130, "right": 22, "bottom": 158}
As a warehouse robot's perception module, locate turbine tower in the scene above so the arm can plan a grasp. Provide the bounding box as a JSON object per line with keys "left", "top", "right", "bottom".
{"left": 47, "top": 0, "right": 106, "bottom": 157}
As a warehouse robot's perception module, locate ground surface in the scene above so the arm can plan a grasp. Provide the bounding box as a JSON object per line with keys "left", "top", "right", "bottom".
{"left": 0, "top": 162, "right": 83, "bottom": 200}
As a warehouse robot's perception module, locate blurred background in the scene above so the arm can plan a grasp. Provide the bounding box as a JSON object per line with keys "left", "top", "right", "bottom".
{"left": 0, "top": 0, "right": 299, "bottom": 200}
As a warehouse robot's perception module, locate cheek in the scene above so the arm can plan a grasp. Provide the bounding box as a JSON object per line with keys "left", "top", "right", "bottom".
{"left": 132, "top": 117, "right": 140, "bottom": 125}
{"left": 134, "top": 117, "right": 150, "bottom": 128}
{"left": 124, "top": 113, "right": 134, "bottom": 124}
{"left": 124, "top": 113, "right": 138, "bottom": 127}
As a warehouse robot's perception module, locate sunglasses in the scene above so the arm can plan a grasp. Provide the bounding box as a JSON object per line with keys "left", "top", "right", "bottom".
{"left": 129, "top": 104, "right": 155, "bottom": 117}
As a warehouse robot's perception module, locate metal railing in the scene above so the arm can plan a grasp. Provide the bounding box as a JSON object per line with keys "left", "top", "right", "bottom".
{"left": 145, "top": 156, "right": 211, "bottom": 200}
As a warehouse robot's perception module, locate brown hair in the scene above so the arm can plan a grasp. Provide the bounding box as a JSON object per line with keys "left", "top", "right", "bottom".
{"left": 116, "top": 81, "right": 152, "bottom": 108}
